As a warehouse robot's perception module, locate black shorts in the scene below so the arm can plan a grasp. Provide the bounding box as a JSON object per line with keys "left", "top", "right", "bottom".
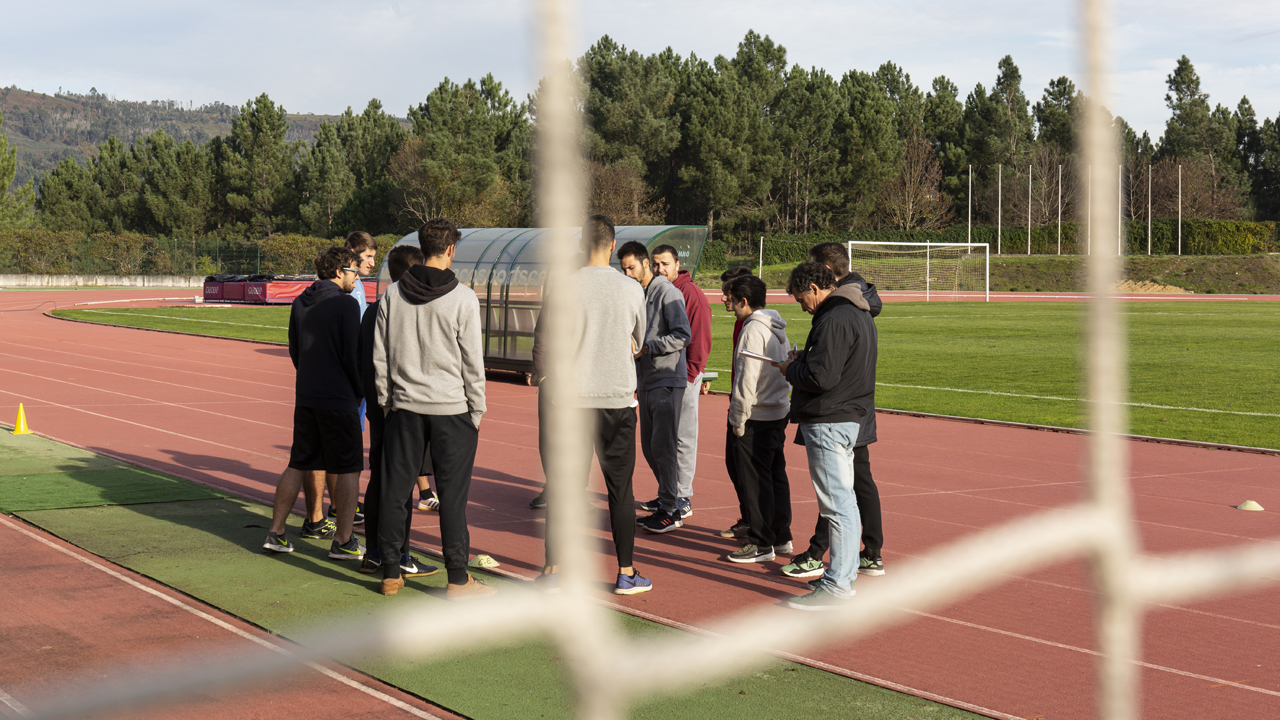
{"left": 288, "top": 406, "right": 364, "bottom": 474}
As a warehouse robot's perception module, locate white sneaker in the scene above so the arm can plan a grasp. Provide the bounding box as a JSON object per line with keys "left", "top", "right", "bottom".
{"left": 773, "top": 541, "right": 793, "bottom": 555}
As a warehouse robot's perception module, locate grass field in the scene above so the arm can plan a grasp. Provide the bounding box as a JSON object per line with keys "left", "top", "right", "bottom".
{"left": 55, "top": 300, "right": 1280, "bottom": 449}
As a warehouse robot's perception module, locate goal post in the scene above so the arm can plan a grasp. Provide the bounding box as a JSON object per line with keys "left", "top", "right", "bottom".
{"left": 846, "top": 241, "right": 990, "bottom": 302}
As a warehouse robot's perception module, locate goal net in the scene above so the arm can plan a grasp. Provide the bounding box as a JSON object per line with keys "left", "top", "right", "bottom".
{"left": 847, "top": 242, "right": 989, "bottom": 301}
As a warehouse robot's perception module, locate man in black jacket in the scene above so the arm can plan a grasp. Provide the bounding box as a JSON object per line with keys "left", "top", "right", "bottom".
{"left": 780, "top": 242, "right": 886, "bottom": 579}
{"left": 779, "top": 261, "right": 876, "bottom": 610}
{"left": 264, "top": 247, "right": 365, "bottom": 561}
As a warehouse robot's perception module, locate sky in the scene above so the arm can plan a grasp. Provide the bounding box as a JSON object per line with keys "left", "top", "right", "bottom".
{"left": 4, "top": 0, "right": 1279, "bottom": 140}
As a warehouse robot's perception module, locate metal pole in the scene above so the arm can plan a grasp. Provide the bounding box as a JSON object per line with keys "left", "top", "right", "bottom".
{"left": 1118, "top": 164, "right": 1123, "bottom": 256}
{"left": 1147, "top": 164, "right": 1151, "bottom": 255}
{"left": 1087, "top": 164, "right": 1092, "bottom": 255}
{"left": 1028, "top": 165, "right": 1032, "bottom": 254}
{"left": 998, "top": 164, "right": 1002, "bottom": 254}
{"left": 926, "top": 244, "right": 931, "bottom": 302}
{"left": 968, "top": 165, "right": 972, "bottom": 246}
{"left": 1177, "top": 164, "right": 1182, "bottom": 255}
{"left": 1057, "top": 165, "right": 1063, "bottom": 255}
{"left": 758, "top": 236, "right": 763, "bottom": 276}
{"left": 985, "top": 244, "right": 989, "bottom": 302}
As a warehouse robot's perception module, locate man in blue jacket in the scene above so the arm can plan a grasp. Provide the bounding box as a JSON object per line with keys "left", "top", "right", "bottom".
{"left": 264, "top": 246, "right": 365, "bottom": 561}
{"left": 618, "top": 241, "right": 691, "bottom": 534}
{"left": 780, "top": 261, "right": 875, "bottom": 610}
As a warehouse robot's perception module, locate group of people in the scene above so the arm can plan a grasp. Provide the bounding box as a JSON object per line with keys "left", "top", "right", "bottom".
{"left": 262, "top": 215, "right": 886, "bottom": 610}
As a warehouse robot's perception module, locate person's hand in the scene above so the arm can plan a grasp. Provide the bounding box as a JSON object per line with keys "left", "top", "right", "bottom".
{"left": 634, "top": 343, "right": 649, "bottom": 359}
{"left": 777, "top": 359, "right": 790, "bottom": 376}
{"left": 786, "top": 349, "right": 802, "bottom": 363}
{"left": 733, "top": 424, "right": 745, "bottom": 438}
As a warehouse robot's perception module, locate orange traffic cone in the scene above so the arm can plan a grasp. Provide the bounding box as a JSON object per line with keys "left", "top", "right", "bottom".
{"left": 11, "top": 403, "right": 31, "bottom": 435}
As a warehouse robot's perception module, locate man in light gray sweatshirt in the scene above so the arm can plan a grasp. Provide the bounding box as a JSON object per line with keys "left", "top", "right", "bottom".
{"left": 618, "top": 240, "right": 691, "bottom": 534}
{"left": 536, "top": 215, "right": 654, "bottom": 595}
{"left": 372, "top": 219, "right": 493, "bottom": 600}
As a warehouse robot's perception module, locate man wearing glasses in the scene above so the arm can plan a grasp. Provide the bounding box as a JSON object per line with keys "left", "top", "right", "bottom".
{"left": 264, "top": 246, "right": 366, "bottom": 562}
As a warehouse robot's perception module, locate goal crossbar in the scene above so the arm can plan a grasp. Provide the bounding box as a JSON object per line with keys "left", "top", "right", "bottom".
{"left": 847, "top": 241, "right": 990, "bottom": 302}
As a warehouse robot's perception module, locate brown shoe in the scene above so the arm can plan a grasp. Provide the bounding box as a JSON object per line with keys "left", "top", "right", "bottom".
{"left": 446, "top": 576, "right": 497, "bottom": 601}
{"left": 380, "top": 577, "right": 404, "bottom": 596}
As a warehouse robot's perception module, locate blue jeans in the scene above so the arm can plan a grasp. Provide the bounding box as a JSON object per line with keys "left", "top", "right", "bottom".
{"left": 800, "top": 422, "right": 861, "bottom": 597}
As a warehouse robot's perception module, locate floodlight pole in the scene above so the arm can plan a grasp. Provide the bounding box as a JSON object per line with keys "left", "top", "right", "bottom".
{"left": 1147, "top": 164, "right": 1152, "bottom": 255}
{"left": 1027, "top": 165, "right": 1032, "bottom": 255}
{"left": 997, "top": 164, "right": 1002, "bottom": 254}
{"left": 926, "top": 243, "right": 931, "bottom": 302}
{"left": 758, "top": 236, "right": 763, "bottom": 276}
{"left": 1057, "top": 165, "right": 1062, "bottom": 255}
{"left": 1177, "top": 164, "right": 1182, "bottom": 255}
{"left": 1087, "top": 164, "right": 1092, "bottom": 255}
{"left": 1118, "top": 164, "right": 1123, "bottom": 256}
{"left": 967, "top": 166, "right": 973, "bottom": 248}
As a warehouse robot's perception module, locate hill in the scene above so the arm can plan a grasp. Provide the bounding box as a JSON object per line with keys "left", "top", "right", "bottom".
{"left": 0, "top": 86, "right": 404, "bottom": 189}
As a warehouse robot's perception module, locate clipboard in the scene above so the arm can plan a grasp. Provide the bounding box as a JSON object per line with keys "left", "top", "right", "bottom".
{"left": 738, "top": 349, "right": 780, "bottom": 365}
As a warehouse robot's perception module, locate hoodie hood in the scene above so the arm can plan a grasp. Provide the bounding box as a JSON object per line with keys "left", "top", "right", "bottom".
{"left": 296, "top": 279, "right": 345, "bottom": 308}
{"left": 827, "top": 283, "right": 871, "bottom": 312}
{"left": 746, "top": 308, "right": 788, "bottom": 346}
{"left": 399, "top": 265, "right": 459, "bottom": 305}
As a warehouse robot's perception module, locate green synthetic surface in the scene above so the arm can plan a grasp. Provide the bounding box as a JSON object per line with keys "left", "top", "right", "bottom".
{"left": 0, "top": 432, "right": 225, "bottom": 512}
{"left": 54, "top": 300, "right": 1280, "bottom": 448}
{"left": 8, "top": 436, "right": 979, "bottom": 720}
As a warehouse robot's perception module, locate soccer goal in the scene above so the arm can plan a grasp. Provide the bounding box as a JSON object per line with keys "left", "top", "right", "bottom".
{"left": 847, "top": 242, "right": 990, "bottom": 302}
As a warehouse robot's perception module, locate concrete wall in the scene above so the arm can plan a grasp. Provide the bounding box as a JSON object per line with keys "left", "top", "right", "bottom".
{"left": 0, "top": 275, "right": 205, "bottom": 288}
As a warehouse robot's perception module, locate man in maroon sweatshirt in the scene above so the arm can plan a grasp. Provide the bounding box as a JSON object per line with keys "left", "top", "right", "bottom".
{"left": 647, "top": 244, "right": 712, "bottom": 518}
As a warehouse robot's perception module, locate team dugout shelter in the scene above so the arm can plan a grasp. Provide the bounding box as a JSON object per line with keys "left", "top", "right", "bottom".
{"left": 376, "top": 225, "right": 708, "bottom": 377}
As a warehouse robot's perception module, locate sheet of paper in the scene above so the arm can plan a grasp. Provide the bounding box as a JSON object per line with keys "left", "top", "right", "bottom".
{"left": 738, "top": 349, "right": 779, "bottom": 364}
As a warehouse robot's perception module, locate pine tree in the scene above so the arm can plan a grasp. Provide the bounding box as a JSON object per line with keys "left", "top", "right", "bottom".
{"left": 299, "top": 122, "right": 357, "bottom": 237}
{"left": 134, "top": 130, "right": 212, "bottom": 237}
{"left": 36, "top": 156, "right": 98, "bottom": 232}
{"left": 220, "top": 94, "right": 299, "bottom": 237}
{"left": 1033, "top": 77, "right": 1080, "bottom": 153}
{"left": 0, "top": 109, "right": 36, "bottom": 229}
{"left": 924, "top": 76, "right": 967, "bottom": 210}
{"left": 835, "top": 70, "right": 900, "bottom": 228}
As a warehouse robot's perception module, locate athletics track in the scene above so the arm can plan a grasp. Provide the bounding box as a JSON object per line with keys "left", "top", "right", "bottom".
{"left": 1, "top": 288, "right": 1278, "bottom": 719}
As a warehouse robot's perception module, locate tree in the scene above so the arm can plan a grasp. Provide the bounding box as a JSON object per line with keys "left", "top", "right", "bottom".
{"left": 771, "top": 66, "right": 844, "bottom": 233}
{"left": 1033, "top": 76, "right": 1080, "bottom": 153}
{"left": 579, "top": 36, "right": 681, "bottom": 177}
{"left": 90, "top": 135, "right": 141, "bottom": 232}
{"left": 298, "top": 122, "right": 357, "bottom": 237}
{"left": 334, "top": 99, "right": 408, "bottom": 234}
{"left": 134, "top": 130, "right": 213, "bottom": 238}
{"left": 875, "top": 62, "right": 925, "bottom": 141}
{"left": 878, "top": 138, "right": 954, "bottom": 230}
{"left": 924, "top": 76, "right": 967, "bottom": 211}
{"left": 0, "top": 109, "right": 36, "bottom": 229}
{"left": 219, "top": 93, "right": 299, "bottom": 237}
{"left": 834, "top": 70, "right": 900, "bottom": 228}
{"left": 36, "top": 157, "right": 98, "bottom": 232}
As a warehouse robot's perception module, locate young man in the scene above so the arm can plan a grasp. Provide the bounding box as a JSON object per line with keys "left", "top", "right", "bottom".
{"left": 264, "top": 246, "right": 365, "bottom": 561}
{"left": 717, "top": 266, "right": 755, "bottom": 540}
{"left": 617, "top": 241, "right": 691, "bottom": 534}
{"left": 373, "top": 219, "right": 492, "bottom": 599}
{"left": 780, "top": 242, "right": 886, "bottom": 579}
{"left": 645, "top": 244, "right": 711, "bottom": 519}
{"left": 723, "top": 274, "right": 793, "bottom": 564}
{"left": 537, "top": 214, "right": 653, "bottom": 595}
{"left": 358, "top": 244, "right": 437, "bottom": 581}
{"left": 779, "top": 261, "right": 875, "bottom": 610}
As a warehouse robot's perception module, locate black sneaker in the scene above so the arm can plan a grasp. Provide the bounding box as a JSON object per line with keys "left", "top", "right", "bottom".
{"left": 400, "top": 554, "right": 439, "bottom": 578}
{"left": 300, "top": 518, "right": 336, "bottom": 539}
{"left": 327, "top": 502, "right": 365, "bottom": 525}
{"left": 727, "top": 543, "right": 775, "bottom": 564}
{"left": 718, "top": 519, "right": 748, "bottom": 539}
{"left": 529, "top": 491, "right": 547, "bottom": 509}
{"left": 359, "top": 554, "right": 382, "bottom": 574}
{"left": 640, "top": 509, "right": 683, "bottom": 534}
{"left": 263, "top": 532, "right": 293, "bottom": 553}
{"left": 676, "top": 497, "right": 692, "bottom": 519}
{"left": 858, "top": 557, "right": 885, "bottom": 576}
{"left": 328, "top": 536, "right": 365, "bottom": 561}
{"left": 638, "top": 497, "right": 660, "bottom": 513}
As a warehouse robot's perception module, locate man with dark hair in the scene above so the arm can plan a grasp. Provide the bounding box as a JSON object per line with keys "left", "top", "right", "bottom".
{"left": 781, "top": 242, "right": 886, "bottom": 579}
{"left": 723, "top": 274, "right": 793, "bottom": 564}
{"left": 779, "top": 261, "right": 874, "bottom": 610}
{"left": 536, "top": 214, "right": 654, "bottom": 594}
{"left": 264, "top": 246, "right": 365, "bottom": 561}
{"left": 617, "top": 240, "right": 691, "bottom": 534}
{"left": 717, "top": 265, "right": 755, "bottom": 539}
{"left": 357, "top": 244, "right": 438, "bottom": 582}
{"left": 373, "top": 219, "right": 492, "bottom": 598}
{"left": 646, "top": 244, "right": 711, "bottom": 520}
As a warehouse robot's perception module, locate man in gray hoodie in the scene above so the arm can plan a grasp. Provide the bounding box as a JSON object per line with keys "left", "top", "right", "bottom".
{"left": 617, "top": 240, "right": 691, "bottom": 534}
{"left": 372, "top": 219, "right": 493, "bottom": 600}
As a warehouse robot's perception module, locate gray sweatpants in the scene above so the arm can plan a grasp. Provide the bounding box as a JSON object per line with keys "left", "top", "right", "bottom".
{"left": 638, "top": 384, "right": 684, "bottom": 515}
{"left": 675, "top": 373, "right": 702, "bottom": 499}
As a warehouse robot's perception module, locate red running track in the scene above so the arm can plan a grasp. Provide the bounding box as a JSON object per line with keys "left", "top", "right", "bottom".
{"left": 3, "top": 289, "right": 1280, "bottom": 719}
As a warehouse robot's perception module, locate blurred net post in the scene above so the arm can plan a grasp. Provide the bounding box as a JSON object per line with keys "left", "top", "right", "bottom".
{"left": 1079, "top": 0, "right": 1141, "bottom": 718}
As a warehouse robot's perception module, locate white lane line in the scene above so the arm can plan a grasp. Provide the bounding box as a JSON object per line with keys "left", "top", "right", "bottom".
{"left": 909, "top": 610, "right": 1280, "bottom": 697}
{"left": 3, "top": 337, "right": 295, "bottom": 386}
{"left": 878, "top": 382, "right": 1280, "bottom": 419}
{"left": 0, "top": 688, "right": 32, "bottom": 718}
{"left": 0, "top": 387, "right": 279, "bottom": 462}
{"left": 0, "top": 515, "right": 443, "bottom": 719}
{"left": 0, "top": 367, "right": 292, "bottom": 432}
{"left": 76, "top": 309, "right": 287, "bottom": 330}
{"left": 0, "top": 351, "right": 292, "bottom": 409}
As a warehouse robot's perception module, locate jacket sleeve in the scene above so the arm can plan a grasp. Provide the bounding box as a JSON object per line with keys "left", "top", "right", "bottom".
{"left": 786, "top": 314, "right": 855, "bottom": 394}
{"left": 341, "top": 296, "right": 362, "bottom": 400}
{"left": 287, "top": 307, "right": 299, "bottom": 369}
{"left": 684, "top": 287, "right": 712, "bottom": 381}
{"left": 646, "top": 287, "right": 691, "bottom": 356}
{"left": 632, "top": 293, "right": 647, "bottom": 356}
{"left": 865, "top": 283, "right": 883, "bottom": 318}
{"left": 373, "top": 296, "right": 391, "bottom": 410}
{"left": 458, "top": 293, "right": 487, "bottom": 427}
{"left": 531, "top": 304, "right": 547, "bottom": 381}
{"left": 728, "top": 323, "right": 766, "bottom": 436}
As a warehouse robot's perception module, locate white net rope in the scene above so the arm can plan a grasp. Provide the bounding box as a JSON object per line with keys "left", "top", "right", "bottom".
{"left": 847, "top": 243, "right": 987, "bottom": 298}
{"left": 7, "top": 1, "right": 1280, "bottom": 720}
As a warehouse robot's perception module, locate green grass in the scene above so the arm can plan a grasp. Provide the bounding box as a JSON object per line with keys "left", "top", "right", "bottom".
{"left": 3, "top": 430, "right": 981, "bottom": 720}
{"left": 54, "top": 301, "right": 1280, "bottom": 449}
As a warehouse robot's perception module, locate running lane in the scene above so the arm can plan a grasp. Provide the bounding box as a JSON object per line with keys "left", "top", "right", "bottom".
{"left": 3, "top": 289, "right": 1279, "bottom": 720}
